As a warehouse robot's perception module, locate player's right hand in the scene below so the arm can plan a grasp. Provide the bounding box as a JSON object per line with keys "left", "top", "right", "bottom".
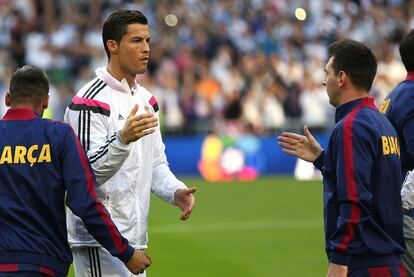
{"left": 120, "top": 104, "right": 158, "bottom": 144}
{"left": 125, "top": 249, "right": 152, "bottom": 274}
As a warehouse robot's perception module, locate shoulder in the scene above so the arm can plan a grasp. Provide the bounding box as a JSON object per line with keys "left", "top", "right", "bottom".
{"left": 77, "top": 77, "right": 109, "bottom": 99}
{"left": 388, "top": 81, "right": 414, "bottom": 103}
{"left": 42, "top": 118, "right": 73, "bottom": 132}
{"left": 334, "top": 109, "right": 376, "bottom": 138}
{"left": 40, "top": 119, "right": 77, "bottom": 144}
{"left": 68, "top": 79, "right": 112, "bottom": 117}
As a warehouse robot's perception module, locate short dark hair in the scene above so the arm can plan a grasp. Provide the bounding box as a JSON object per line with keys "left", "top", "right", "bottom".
{"left": 328, "top": 39, "right": 377, "bottom": 91}
{"left": 9, "top": 65, "right": 49, "bottom": 106}
{"left": 102, "top": 10, "right": 148, "bottom": 59}
{"left": 399, "top": 29, "right": 414, "bottom": 72}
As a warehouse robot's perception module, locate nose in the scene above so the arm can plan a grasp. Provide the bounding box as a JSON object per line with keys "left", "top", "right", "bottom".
{"left": 143, "top": 41, "right": 150, "bottom": 53}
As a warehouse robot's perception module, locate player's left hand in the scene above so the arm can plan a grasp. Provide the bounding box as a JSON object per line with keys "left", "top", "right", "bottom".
{"left": 174, "top": 187, "right": 196, "bottom": 221}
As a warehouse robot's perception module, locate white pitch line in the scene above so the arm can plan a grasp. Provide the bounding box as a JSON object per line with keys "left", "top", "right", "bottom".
{"left": 150, "top": 219, "right": 322, "bottom": 234}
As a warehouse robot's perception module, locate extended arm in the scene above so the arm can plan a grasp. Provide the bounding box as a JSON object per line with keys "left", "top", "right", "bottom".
{"left": 150, "top": 118, "right": 196, "bottom": 220}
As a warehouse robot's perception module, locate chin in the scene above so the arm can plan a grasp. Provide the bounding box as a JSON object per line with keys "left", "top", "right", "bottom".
{"left": 135, "top": 68, "right": 147, "bottom": 75}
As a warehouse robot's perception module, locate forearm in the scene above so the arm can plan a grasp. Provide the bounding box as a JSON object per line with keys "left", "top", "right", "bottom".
{"left": 88, "top": 132, "right": 131, "bottom": 185}
{"left": 151, "top": 164, "right": 187, "bottom": 204}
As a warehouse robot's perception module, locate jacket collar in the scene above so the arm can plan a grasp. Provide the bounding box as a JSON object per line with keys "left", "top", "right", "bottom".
{"left": 95, "top": 66, "right": 138, "bottom": 94}
{"left": 335, "top": 97, "right": 377, "bottom": 123}
{"left": 2, "top": 108, "right": 39, "bottom": 120}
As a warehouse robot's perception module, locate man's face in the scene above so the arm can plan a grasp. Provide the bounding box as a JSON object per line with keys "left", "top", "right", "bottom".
{"left": 323, "top": 56, "right": 340, "bottom": 107}
{"left": 117, "top": 23, "right": 150, "bottom": 76}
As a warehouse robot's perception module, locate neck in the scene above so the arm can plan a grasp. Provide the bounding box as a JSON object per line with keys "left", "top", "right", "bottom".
{"left": 107, "top": 61, "right": 135, "bottom": 89}
{"left": 11, "top": 104, "right": 42, "bottom": 116}
{"left": 339, "top": 87, "right": 369, "bottom": 106}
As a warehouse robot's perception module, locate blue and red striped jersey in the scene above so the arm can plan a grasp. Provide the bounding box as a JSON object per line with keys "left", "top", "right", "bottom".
{"left": 313, "top": 97, "right": 405, "bottom": 268}
{"left": 0, "top": 108, "right": 134, "bottom": 276}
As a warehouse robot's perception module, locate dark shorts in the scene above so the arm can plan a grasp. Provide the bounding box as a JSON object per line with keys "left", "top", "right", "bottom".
{"left": 348, "top": 264, "right": 407, "bottom": 277}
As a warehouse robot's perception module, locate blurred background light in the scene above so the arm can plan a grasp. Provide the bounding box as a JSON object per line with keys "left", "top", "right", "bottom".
{"left": 164, "top": 14, "right": 178, "bottom": 27}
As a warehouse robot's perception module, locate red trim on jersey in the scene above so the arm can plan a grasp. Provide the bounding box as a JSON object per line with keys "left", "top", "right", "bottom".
{"left": 39, "top": 266, "right": 55, "bottom": 276}
{"left": 368, "top": 266, "right": 392, "bottom": 276}
{"left": 2, "top": 108, "right": 39, "bottom": 120}
{"left": 399, "top": 264, "right": 407, "bottom": 277}
{"left": 335, "top": 98, "right": 375, "bottom": 252}
{"left": 70, "top": 128, "right": 126, "bottom": 254}
{"left": 0, "top": 263, "right": 18, "bottom": 271}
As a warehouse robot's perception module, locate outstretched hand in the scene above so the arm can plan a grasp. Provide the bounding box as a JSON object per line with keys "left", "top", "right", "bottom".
{"left": 120, "top": 104, "right": 158, "bottom": 144}
{"left": 277, "top": 126, "right": 323, "bottom": 162}
{"left": 174, "top": 187, "right": 196, "bottom": 221}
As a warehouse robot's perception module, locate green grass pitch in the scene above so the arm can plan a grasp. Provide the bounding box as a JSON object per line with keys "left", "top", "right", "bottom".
{"left": 68, "top": 176, "right": 327, "bottom": 276}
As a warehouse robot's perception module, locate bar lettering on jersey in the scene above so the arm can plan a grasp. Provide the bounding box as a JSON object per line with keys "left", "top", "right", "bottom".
{"left": 381, "top": 136, "right": 400, "bottom": 156}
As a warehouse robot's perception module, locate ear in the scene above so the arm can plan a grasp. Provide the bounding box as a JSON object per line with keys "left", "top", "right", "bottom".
{"left": 5, "top": 91, "right": 11, "bottom": 107}
{"left": 337, "top": 71, "right": 347, "bottom": 88}
{"left": 106, "top": 40, "right": 119, "bottom": 56}
{"left": 42, "top": 95, "right": 49, "bottom": 110}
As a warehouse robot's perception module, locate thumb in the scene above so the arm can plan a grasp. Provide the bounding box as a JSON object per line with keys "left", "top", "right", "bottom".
{"left": 128, "top": 104, "right": 139, "bottom": 119}
{"left": 186, "top": 187, "right": 197, "bottom": 194}
{"left": 304, "top": 125, "right": 316, "bottom": 142}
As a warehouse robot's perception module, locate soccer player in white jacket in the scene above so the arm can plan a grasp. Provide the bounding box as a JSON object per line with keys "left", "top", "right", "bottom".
{"left": 64, "top": 10, "right": 196, "bottom": 277}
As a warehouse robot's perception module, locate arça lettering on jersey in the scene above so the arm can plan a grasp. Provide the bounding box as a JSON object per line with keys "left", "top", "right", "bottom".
{"left": 0, "top": 144, "right": 52, "bottom": 166}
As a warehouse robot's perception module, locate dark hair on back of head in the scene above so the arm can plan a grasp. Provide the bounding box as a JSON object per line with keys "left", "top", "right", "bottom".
{"left": 399, "top": 29, "right": 414, "bottom": 72}
{"left": 102, "top": 10, "right": 148, "bottom": 59}
{"left": 9, "top": 65, "right": 49, "bottom": 106}
{"left": 328, "top": 39, "right": 377, "bottom": 91}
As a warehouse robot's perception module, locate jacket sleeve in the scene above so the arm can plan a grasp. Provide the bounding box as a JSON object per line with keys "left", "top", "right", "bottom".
{"left": 61, "top": 125, "right": 134, "bottom": 262}
{"left": 150, "top": 120, "right": 187, "bottom": 204}
{"left": 64, "top": 106, "right": 131, "bottom": 186}
{"left": 326, "top": 120, "right": 376, "bottom": 265}
{"left": 313, "top": 151, "right": 325, "bottom": 171}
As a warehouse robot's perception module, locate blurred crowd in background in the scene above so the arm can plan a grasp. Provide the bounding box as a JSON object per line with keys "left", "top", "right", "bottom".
{"left": 0, "top": 0, "right": 413, "bottom": 135}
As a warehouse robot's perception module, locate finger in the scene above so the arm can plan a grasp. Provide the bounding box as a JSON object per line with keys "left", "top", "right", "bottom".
{"left": 281, "top": 132, "right": 307, "bottom": 141}
{"left": 278, "top": 141, "right": 298, "bottom": 150}
{"left": 129, "top": 113, "right": 157, "bottom": 124}
{"left": 185, "top": 187, "right": 197, "bottom": 194}
{"left": 180, "top": 210, "right": 191, "bottom": 220}
{"left": 304, "top": 125, "right": 315, "bottom": 141}
{"left": 180, "top": 201, "right": 195, "bottom": 220}
{"left": 144, "top": 106, "right": 150, "bottom": 112}
{"left": 127, "top": 104, "right": 139, "bottom": 120}
{"left": 144, "top": 252, "right": 152, "bottom": 263}
{"left": 132, "top": 120, "right": 159, "bottom": 131}
{"left": 277, "top": 136, "right": 301, "bottom": 145}
{"left": 133, "top": 126, "right": 157, "bottom": 137}
{"left": 135, "top": 129, "right": 156, "bottom": 140}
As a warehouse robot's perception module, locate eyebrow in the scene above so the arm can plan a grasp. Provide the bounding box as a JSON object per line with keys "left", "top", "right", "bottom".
{"left": 130, "top": 36, "right": 151, "bottom": 40}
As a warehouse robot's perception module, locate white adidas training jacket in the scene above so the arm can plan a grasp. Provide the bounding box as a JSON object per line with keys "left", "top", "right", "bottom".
{"left": 65, "top": 67, "right": 187, "bottom": 250}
